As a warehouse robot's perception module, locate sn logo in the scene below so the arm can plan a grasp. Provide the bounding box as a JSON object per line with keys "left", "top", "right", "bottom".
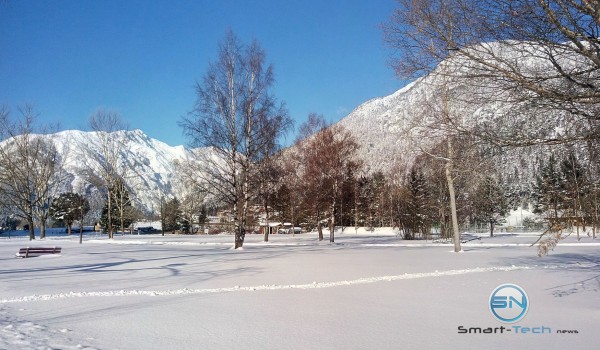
{"left": 491, "top": 295, "right": 527, "bottom": 309}
{"left": 489, "top": 284, "right": 529, "bottom": 323}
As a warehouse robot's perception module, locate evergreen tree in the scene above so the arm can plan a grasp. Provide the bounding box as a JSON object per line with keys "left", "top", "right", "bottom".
{"left": 49, "top": 192, "right": 90, "bottom": 235}
{"left": 393, "top": 167, "right": 435, "bottom": 240}
{"left": 531, "top": 155, "right": 563, "bottom": 219}
{"left": 163, "top": 197, "right": 182, "bottom": 233}
{"left": 560, "top": 151, "right": 588, "bottom": 238}
{"left": 407, "top": 167, "right": 432, "bottom": 239}
{"left": 560, "top": 152, "right": 586, "bottom": 214}
{"left": 473, "top": 176, "right": 511, "bottom": 237}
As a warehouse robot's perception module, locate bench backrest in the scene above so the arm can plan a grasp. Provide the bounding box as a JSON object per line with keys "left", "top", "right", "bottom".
{"left": 17, "top": 247, "right": 61, "bottom": 258}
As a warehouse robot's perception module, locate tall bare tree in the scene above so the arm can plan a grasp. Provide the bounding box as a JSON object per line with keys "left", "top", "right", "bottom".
{"left": 79, "top": 109, "right": 131, "bottom": 239}
{"left": 297, "top": 114, "right": 360, "bottom": 242}
{"left": 180, "top": 31, "right": 290, "bottom": 249}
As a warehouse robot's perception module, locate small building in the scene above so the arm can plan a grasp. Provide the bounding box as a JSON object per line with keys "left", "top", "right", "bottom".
{"left": 260, "top": 222, "right": 282, "bottom": 235}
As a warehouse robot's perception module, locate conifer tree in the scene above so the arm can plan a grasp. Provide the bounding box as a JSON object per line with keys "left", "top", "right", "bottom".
{"left": 473, "top": 176, "right": 511, "bottom": 237}
{"left": 532, "top": 155, "right": 563, "bottom": 219}
{"left": 163, "top": 197, "right": 182, "bottom": 233}
{"left": 49, "top": 192, "right": 90, "bottom": 235}
{"left": 407, "top": 167, "right": 432, "bottom": 239}
{"left": 560, "top": 151, "right": 588, "bottom": 238}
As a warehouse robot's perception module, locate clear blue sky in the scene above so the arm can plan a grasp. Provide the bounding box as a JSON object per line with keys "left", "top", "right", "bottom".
{"left": 0, "top": 0, "right": 402, "bottom": 146}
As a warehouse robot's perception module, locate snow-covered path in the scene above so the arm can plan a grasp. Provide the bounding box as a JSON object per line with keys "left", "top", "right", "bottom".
{"left": 1, "top": 231, "right": 598, "bottom": 349}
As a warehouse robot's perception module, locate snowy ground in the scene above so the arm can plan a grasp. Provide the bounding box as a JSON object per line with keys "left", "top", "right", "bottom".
{"left": 0, "top": 229, "right": 599, "bottom": 349}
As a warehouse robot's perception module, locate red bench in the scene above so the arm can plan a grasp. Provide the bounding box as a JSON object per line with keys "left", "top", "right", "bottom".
{"left": 16, "top": 247, "right": 62, "bottom": 258}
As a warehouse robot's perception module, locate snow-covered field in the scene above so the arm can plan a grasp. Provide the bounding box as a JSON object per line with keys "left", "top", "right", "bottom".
{"left": 1, "top": 229, "right": 598, "bottom": 349}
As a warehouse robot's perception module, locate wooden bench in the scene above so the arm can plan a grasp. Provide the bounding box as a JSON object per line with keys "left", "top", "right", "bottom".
{"left": 461, "top": 236, "right": 482, "bottom": 243}
{"left": 16, "top": 247, "right": 62, "bottom": 258}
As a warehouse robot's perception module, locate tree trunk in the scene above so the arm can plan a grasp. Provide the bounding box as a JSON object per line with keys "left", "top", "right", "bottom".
{"left": 120, "top": 215, "right": 125, "bottom": 237}
{"left": 329, "top": 201, "right": 335, "bottom": 243}
{"left": 241, "top": 177, "right": 249, "bottom": 246}
{"left": 235, "top": 225, "right": 245, "bottom": 249}
{"left": 446, "top": 138, "right": 461, "bottom": 252}
{"left": 263, "top": 201, "right": 269, "bottom": 242}
{"left": 329, "top": 181, "right": 336, "bottom": 243}
{"left": 490, "top": 221, "right": 495, "bottom": 238}
{"left": 28, "top": 218, "right": 35, "bottom": 241}
{"left": 317, "top": 209, "right": 323, "bottom": 241}
{"left": 291, "top": 205, "right": 296, "bottom": 237}
{"left": 67, "top": 223, "right": 72, "bottom": 235}
{"left": 107, "top": 192, "right": 113, "bottom": 239}
{"left": 317, "top": 221, "right": 323, "bottom": 241}
{"left": 160, "top": 197, "right": 165, "bottom": 236}
{"left": 40, "top": 220, "right": 46, "bottom": 239}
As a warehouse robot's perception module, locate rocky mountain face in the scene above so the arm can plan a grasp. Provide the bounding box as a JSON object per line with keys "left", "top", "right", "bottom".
{"left": 47, "top": 129, "right": 192, "bottom": 214}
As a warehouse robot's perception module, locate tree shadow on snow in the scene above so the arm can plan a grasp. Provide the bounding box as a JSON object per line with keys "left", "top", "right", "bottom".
{"left": 500, "top": 252, "right": 600, "bottom": 297}
{"left": 0, "top": 246, "right": 286, "bottom": 283}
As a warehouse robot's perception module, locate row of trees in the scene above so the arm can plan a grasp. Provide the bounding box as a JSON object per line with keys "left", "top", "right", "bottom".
{"left": 6, "top": 2, "right": 600, "bottom": 253}
{"left": 380, "top": 0, "right": 600, "bottom": 253}
{"left": 160, "top": 196, "right": 207, "bottom": 234}
{"left": 0, "top": 106, "right": 155, "bottom": 242}
{"left": 271, "top": 130, "right": 521, "bottom": 242}
{"left": 532, "top": 152, "right": 600, "bottom": 239}
{"left": 178, "top": 27, "right": 600, "bottom": 251}
{"left": 0, "top": 106, "right": 62, "bottom": 240}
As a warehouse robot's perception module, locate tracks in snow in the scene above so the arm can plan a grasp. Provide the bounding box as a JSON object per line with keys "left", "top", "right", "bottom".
{"left": 0, "top": 264, "right": 558, "bottom": 304}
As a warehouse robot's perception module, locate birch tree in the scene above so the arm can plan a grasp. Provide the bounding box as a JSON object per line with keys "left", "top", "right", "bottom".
{"left": 180, "top": 31, "right": 290, "bottom": 249}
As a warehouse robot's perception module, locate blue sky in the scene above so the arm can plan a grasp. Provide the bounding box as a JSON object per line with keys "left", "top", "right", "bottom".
{"left": 0, "top": 0, "right": 403, "bottom": 146}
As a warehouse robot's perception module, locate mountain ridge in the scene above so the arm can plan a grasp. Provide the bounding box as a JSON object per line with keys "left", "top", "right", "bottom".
{"left": 38, "top": 128, "right": 194, "bottom": 215}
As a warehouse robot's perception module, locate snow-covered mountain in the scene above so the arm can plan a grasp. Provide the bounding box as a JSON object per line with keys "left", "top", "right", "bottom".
{"left": 336, "top": 80, "right": 426, "bottom": 175}
{"left": 49, "top": 129, "right": 193, "bottom": 214}
{"left": 335, "top": 47, "right": 572, "bottom": 178}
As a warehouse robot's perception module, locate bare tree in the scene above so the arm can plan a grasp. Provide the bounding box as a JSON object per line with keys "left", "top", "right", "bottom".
{"left": 384, "top": 0, "right": 600, "bottom": 254}
{"left": 0, "top": 105, "right": 62, "bottom": 240}
{"left": 297, "top": 114, "right": 360, "bottom": 242}
{"left": 255, "top": 112, "right": 293, "bottom": 242}
{"left": 172, "top": 159, "right": 208, "bottom": 234}
{"left": 275, "top": 149, "right": 305, "bottom": 235}
{"left": 180, "top": 31, "right": 290, "bottom": 249}
{"left": 383, "top": 0, "right": 600, "bottom": 147}
{"left": 79, "top": 109, "right": 131, "bottom": 239}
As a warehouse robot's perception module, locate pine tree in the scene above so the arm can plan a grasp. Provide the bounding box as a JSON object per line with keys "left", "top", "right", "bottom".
{"left": 531, "top": 155, "right": 563, "bottom": 219}
{"left": 407, "top": 168, "right": 432, "bottom": 239}
{"left": 49, "top": 192, "right": 90, "bottom": 235}
{"left": 473, "top": 176, "right": 511, "bottom": 237}
{"left": 163, "top": 197, "right": 182, "bottom": 233}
